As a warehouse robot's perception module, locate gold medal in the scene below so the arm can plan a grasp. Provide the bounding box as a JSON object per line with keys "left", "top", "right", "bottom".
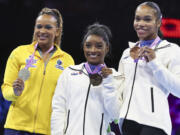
{"left": 89, "top": 74, "right": 102, "bottom": 86}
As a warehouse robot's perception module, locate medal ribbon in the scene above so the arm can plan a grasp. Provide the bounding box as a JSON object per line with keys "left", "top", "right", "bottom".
{"left": 84, "top": 62, "right": 105, "bottom": 75}
{"left": 146, "top": 36, "right": 161, "bottom": 48}
{"left": 25, "top": 43, "right": 38, "bottom": 69}
{"left": 25, "top": 43, "right": 54, "bottom": 69}
{"left": 134, "top": 36, "right": 161, "bottom": 63}
{"left": 42, "top": 45, "right": 54, "bottom": 61}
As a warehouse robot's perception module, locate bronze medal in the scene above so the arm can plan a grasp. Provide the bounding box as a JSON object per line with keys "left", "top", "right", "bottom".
{"left": 89, "top": 74, "right": 102, "bottom": 86}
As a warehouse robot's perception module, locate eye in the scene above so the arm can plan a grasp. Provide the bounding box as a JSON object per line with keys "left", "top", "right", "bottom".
{"left": 44, "top": 24, "right": 54, "bottom": 30}
{"left": 36, "top": 24, "right": 42, "bottom": 29}
{"left": 95, "top": 43, "right": 103, "bottom": 49}
{"left": 144, "top": 16, "right": 152, "bottom": 22}
{"left": 135, "top": 16, "right": 141, "bottom": 22}
{"left": 85, "top": 43, "right": 92, "bottom": 48}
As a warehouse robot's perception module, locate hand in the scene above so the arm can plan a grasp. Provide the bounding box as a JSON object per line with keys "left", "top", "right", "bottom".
{"left": 13, "top": 78, "right": 24, "bottom": 96}
{"left": 139, "top": 46, "right": 156, "bottom": 62}
{"left": 101, "top": 67, "right": 112, "bottom": 78}
{"left": 130, "top": 46, "right": 140, "bottom": 60}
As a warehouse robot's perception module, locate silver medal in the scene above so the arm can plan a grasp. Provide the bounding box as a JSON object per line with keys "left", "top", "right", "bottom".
{"left": 18, "top": 68, "right": 30, "bottom": 81}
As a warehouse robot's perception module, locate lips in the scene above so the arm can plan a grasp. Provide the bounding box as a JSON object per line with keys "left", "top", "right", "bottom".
{"left": 87, "top": 53, "right": 99, "bottom": 58}
{"left": 38, "top": 34, "right": 48, "bottom": 40}
{"left": 136, "top": 28, "right": 148, "bottom": 37}
{"left": 137, "top": 29, "right": 146, "bottom": 34}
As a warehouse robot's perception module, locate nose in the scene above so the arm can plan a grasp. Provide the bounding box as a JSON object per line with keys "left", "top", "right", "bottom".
{"left": 137, "top": 20, "right": 146, "bottom": 27}
{"left": 39, "top": 27, "right": 47, "bottom": 33}
{"left": 89, "top": 46, "right": 97, "bottom": 52}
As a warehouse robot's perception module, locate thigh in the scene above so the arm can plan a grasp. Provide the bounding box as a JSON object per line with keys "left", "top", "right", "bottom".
{"left": 4, "top": 128, "right": 44, "bottom": 135}
{"left": 140, "top": 126, "right": 167, "bottom": 135}
{"left": 122, "top": 119, "right": 142, "bottom": 135}
{"left": 4, "top": 128, "right": 23, "bottom": 135}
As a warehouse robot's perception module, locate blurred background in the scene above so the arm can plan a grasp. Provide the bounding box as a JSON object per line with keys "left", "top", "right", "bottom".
{"left": 0, "top": 0, "right": 180, "bottom": 135}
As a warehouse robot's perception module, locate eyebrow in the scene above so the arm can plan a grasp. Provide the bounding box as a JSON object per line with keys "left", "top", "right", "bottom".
{"left": 85, "top": 41, "right": 103, "bottom": 44}
{"left": 135, "top": 14, "right": 152, "bottom": 17}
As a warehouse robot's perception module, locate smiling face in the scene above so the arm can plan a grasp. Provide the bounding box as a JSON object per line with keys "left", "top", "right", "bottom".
{"left": 134, "top": 5, "right": 161, "bottom": 41}
{"left": 34, "top": 14, "right": 59, "bottom": 50}
{"left": 83, "top": 35, "right": 109, "bottom": 65}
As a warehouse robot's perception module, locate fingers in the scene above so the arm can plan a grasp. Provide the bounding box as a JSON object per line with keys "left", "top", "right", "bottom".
{"left": 13, "top": 78, "right": 24, "bottom": 96}
{"left": 138, "top": 47, "right": 145, "bottom": 57}
{"left": 139, "top": 47, "right": 156, "bottom": 62}
{"left": 14, "top": 89, "right": 23, "bottom": 96}
{"left": 130, "top": 46, "right": 140, "bottom": 60}
{"left": 13, "top": 78, "right": 24, "bottom": 89}
{"left": 101, "top": 67, "right": 112, "bottom": 78}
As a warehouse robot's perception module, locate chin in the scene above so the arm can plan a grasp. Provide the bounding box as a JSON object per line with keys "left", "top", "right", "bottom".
{"left": 138, "top": 36, "right": 146, "bottom": 41}
{"left": 88, "top": 61, "right": 99, "bottom": 65}
{"left": 38, "top": 41, "right": 47, "bottom": 46}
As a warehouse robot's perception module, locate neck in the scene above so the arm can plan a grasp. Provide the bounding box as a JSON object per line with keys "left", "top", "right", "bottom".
{"left": 39, "top": 44, "right": 53, "bottom": 53}
{"left": 88, "top": 62, "right": 104, "bottom": 66}
{"left": 85, "top": 62, "right": 105, "bottom": 74}
{"left": 140, "top": 34, "right": 158, "bottom": 41}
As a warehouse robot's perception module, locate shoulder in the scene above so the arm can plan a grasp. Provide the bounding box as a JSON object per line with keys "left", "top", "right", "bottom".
{"left": 110, "top": 68, "right": 120, "bottom": 76}
{"left": 8, "top": 43, "right": 33, "bottom": 58}
{"left": 61, "top": 50, "right": 74, "bottom": 60}
{"left": 63, "top": 63, "right": 84, "bottom": 71}
{"left": 120, "top": 47, "right": 130, "bottom": 61}
{"left": 12, "top": 43, "right": 30, "bottom": 51}
{"left": 121, "top": 41, "right": 136, "bottom": 58}
{"left": 110, "top": 68, "right": 124, "bottom": 80}
{"left": 56, "top": 47, "right": 75, "bottom": 65}
{"left": 159, "top": 40, "right": 180, "bottom": 52}
{"left": 159, "top": 40, "right": 179, "bottom": 48}
{"left": 156, "top": 40, "right": 180, "bottom": 61}
{"left": 68, "top": 63, "right": 84, "bottom": 70}
{"left": 60, "top": 63, "right": 85, "bottom": 78}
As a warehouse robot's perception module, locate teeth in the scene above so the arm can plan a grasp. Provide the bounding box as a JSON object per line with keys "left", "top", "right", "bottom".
{"left": 138, "top": 28, "right": 146, "bottom": 31}
{"left": 39, "top": 35, "right": 47, "bottom": 40}
{"left": 89, "top": 54, "right": 97, "bottom": 58}
{"left": 137, "top": 29, "right": 146, "bottom": 34}
{"left": 138, "top": 29, "right": 145, "bottom": 31}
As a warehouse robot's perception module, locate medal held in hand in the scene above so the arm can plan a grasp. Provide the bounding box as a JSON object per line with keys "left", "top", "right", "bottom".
{"left": 18, "top": 43, "right": 38, "bottom": 81}
{"left": 89, "top": 73, "right": 103, "bottom": 86}
{"left": 84, "top": 62, "right": 105, "bottom": 86}
{"left": 131, "top": 36, "right": 161, "bottom": 63}
{"left": 18, "top": 68, "right": 30, "bottom": 81}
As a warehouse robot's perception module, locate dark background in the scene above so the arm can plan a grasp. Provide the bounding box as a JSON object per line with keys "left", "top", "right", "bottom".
{"left": 0, "top": 0, "right": 180, "bottom": 135}
{"left": 0, "top": 0, "right": 180, "bottom": 82}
